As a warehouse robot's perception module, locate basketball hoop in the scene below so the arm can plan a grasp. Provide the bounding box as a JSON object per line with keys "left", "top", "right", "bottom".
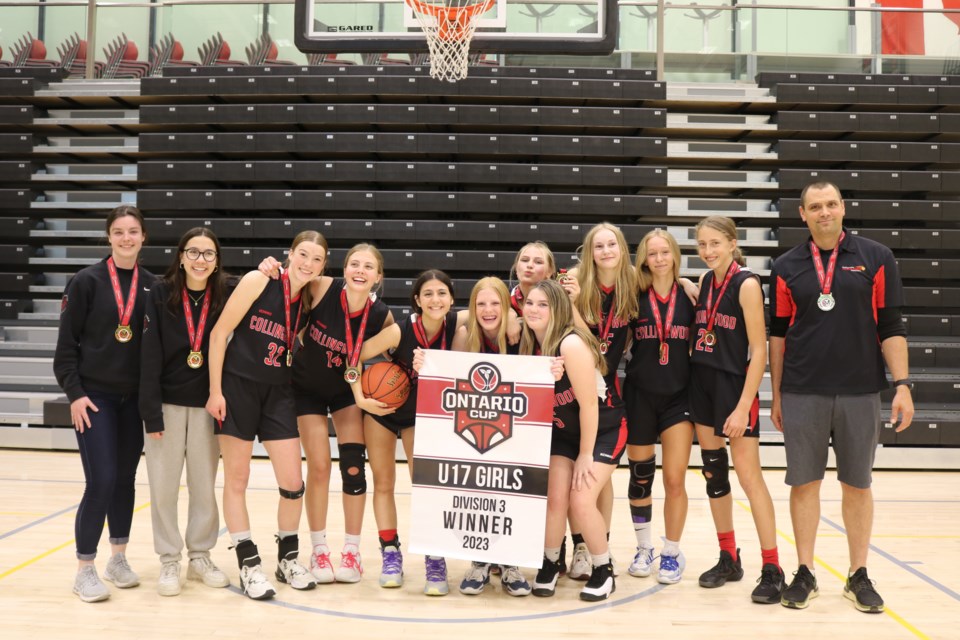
{"left": 405, "top": 0, "right": 496, "bottom": 82}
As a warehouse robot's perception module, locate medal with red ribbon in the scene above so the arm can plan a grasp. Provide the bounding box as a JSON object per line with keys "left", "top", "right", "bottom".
{"left": 107, "top": 257, "right": 139, "bottom": 343}
{"left": 341, "top": 289, "right": 372, "bottom": 384}
{"left": 596, "top": 288, "right": 616, "bottom": 355}
{"left": 181, "top": 287, "right": 211, "bottom": 369}
{"left": 281, "top": 271, "right": 303, "bottom": 367}
{"left": 510, "top": 285, "right": 525, "bottom": 315}
{"left": 810, "top": 231, "right": 844, "bottom": 312}
{"left": 703, "top": 261, "right": 740, "bottom": 347}
{"left": 649, "top": 282, "right": 677, "bottom": 366}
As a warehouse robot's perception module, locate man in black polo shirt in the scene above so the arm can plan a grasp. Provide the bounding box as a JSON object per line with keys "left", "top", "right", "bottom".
{"left": 768, "top": 181, "right": 914, "bottom": 613}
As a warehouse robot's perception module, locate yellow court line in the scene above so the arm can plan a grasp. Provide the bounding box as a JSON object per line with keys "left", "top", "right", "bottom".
{"left": 0, "top": 500, "right": 152, "bottom": 582}
{"left": 732, "top": 498, "right": 930, "bottom": 640}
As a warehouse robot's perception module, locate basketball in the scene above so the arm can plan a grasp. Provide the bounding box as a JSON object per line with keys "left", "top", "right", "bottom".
{"left": 361, "top": 361, "right": 411, "bottom": 409}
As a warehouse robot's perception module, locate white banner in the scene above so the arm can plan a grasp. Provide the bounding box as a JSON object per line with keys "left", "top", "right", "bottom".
{"left": 408, "top": 349, "right": 555, "bottom": 568}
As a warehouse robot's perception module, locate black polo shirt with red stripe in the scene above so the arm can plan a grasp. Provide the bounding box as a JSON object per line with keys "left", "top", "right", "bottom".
{"left": 769, "top": 228, "right": 903, "bottom": 395}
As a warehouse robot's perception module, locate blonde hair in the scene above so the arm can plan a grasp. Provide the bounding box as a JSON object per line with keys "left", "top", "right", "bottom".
{"left": 519, "top": 280, "right": 607, "bottom": 375}
{"left": 574, "top": 222, "right": 638, "bottom": 325}
{"left": 464, "top": 277, "right": 511, "bottom": 354}
{"left": 343, "top": 243, "right": 384, "bottom": 295}
{"left": 510, "top": 241, "right": 556, "bottom": 285}
{"left": 694, "top": 216, "right": 745, "bottom": 266}
{"left": 285, "top": 230, "right": 328, "bottom": 312}
{"left": 635, "top": 229, "right": 682, "bottom": 292}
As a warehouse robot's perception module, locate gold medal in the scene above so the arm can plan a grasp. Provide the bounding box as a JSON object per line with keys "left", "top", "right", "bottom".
{"left": 703, "top": 330, "right": 717, "bottom": 347}
{"left": 115, "top": 324, "right": 133, "bottom": 343}
{"left": 286, "top": 351, "right": 293, "bottom": 367}
{"left": 599, "top": 341, "right": 609, "bottom": 355}
{"left": 344, "top": 367, "right": 361, "bottom": 384}
{"left": 659, "top": 342, "right": 669, "bottom": 365}
{"left": 187, "top": 351, "right": 204, "bottom": 369}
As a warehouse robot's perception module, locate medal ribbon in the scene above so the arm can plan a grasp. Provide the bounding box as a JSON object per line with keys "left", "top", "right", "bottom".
{"left": 341, "top": 289, "right": 372, "bottom": 372}
{"left": 705, "top": 261, "right": 740, "bottom": 332}
{"left": 181, "top": 287, "right": 211, "bottom": 355}
{"left": 281, "top": 271, "right": 303, "bottom": 364}
{"left": 649, "top": 282, "right": 678, "bottom": 351}
{"left": 596, "top": 288, "right": 617, "bottom": 346}
{"left": 810, "top": 231, "right": 845, "bottom": 296}
{"left": 510, "top": 285, "right": 524, "bottom": 315}
{"left": 413, "top": 314, "right": 447, "bottom": 351}
{"left": 106, "top": 257, "right": 139, "bottom": 329}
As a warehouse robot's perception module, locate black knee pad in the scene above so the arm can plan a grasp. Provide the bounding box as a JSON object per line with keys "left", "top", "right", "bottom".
{"left": 338, "top": 443, "right": 367, "bottom": 496}
{"left": 628, "top": 456, "right": 657, "bottom": 501}
{"left": 278, "top": 482, "right": 305, "bottom": 500}
{"left": 700, "top": 448, "right": 731, "bottom": 499}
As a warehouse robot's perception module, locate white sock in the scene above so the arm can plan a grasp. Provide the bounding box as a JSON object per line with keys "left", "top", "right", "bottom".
{"left": 634, "top": 522, "right": 652, "bottom": 548}
{"left": 662, "top": 538, "right": 680, "bottom": 557}
{"left": 592, "top": 551, "right": 611, "bottom": 567}
{"left": 230, "top": 530, "right": 252, "bottom": 546}
{"left": 344, "top": 534, "right": 361, "bottom": 550}
{"left": 544, "top": 547, "right": 561, "bottom": 562}
{"left": 310, "top": 530, "right": 328, "bottom": 549}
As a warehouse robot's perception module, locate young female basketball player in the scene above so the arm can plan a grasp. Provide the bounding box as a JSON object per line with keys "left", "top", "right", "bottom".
{"left": 205, "top": 230, "right": 326, "bottom": 600}
{"left": 451, "top": 277, "right": 532, "bottom": 597}
{"left": 352, "top": 270, "right": 460, "bottom": 596}
{"left": 622, "top": 229, "right": 696, "bottom": 585}
{"left": 563, "top": 223, "right": 637, "bottom": 580}
{"left": 139, "top": 228, "right": 231, "bottom": 596}
{"left": 54, "top": 205, "right": 157, "bottom": 602}
{"left": 258, "top": 244, "right": 393, "bottom": 585}
{"left": 522, "top": 280, "right": 626, "bottom": 602}
{"left": 690, "top": 216, "right": 784, "bottom": 604}
{"left": 508, "top": 241, "right": 556, "bottom": 315}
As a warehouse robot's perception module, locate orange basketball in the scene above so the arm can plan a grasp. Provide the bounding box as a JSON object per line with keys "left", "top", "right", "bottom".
{"left": 361, "top": 361, "right": 411, "bottom": 410}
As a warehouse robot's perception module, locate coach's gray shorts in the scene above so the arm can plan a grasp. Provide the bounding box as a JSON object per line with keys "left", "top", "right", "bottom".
{"left": 781, "top": 393, "right": 881, "bottom": 489}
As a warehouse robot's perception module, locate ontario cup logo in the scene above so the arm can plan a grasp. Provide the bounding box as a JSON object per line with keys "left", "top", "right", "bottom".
{"left": 441, "top": 363, "right": 528, "bottom": 454}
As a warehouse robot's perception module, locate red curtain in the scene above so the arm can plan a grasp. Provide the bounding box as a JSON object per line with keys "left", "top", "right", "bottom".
{"left": 877, "top": 0, "right": 925, "bottom": 54}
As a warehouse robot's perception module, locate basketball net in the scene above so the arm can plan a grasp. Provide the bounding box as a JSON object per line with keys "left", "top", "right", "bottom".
{"left": 406, "top": 0, "right": 496, "bottom": 82}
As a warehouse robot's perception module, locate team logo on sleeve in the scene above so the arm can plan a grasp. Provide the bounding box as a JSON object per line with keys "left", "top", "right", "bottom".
{"left": 441, "top": 363, "right": 528, "bottom": 454}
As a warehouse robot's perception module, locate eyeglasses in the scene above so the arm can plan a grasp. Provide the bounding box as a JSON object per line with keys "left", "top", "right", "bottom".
{"left": 183, "top": 248, "right": 218, "bottom": 262}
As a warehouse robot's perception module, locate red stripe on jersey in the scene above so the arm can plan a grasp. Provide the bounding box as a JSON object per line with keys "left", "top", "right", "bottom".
{"left": 774, "top": 275, "right": 796, "bottom": 326}
{"left": 873, "top": 264, "right": 886, "bottom": 320}
{"left": 612, "top": 415, "right": 628, "bottom": 460}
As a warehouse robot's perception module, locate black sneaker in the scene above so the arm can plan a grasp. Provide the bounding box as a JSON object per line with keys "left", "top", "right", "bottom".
{"left": 558, "top": 537, "right": 568, "bottom": 576}
{"left": 698, "top": 549, "right": 743, "bottom": 588}
{"left": 781, "top": 564, "right": 819, "bottom": 609}
{"left": 532, "top": 555, "right": 561, "bottom": 597}
{"left": 579, "top": 562, "right": 615, "bottom": 602}
{"left": 751, "top": 563, "right": 785, "bottom": 604}
{"left": 844, "top": 567, "right": 884, "bottom": 613}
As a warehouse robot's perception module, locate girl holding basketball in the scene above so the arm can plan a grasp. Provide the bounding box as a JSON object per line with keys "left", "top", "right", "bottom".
{"left": 690, "top": 216, "right": 783, "bottom": 604}
{"left": 205, "top": 230, "right": 326, "bottom": 600}
{"left": 352, "top": 270, "right": 460, "bottom": 596}
{"left": 54, "top": 205, "right": 156, "bottom": 602}
{"left": 139, "top": 227, "right": 231, "bottom": 596}
{"left": 522, "top": 279, "right": 627, "bottom": 602}
{"left": 621, "top": 229, "right": 696, "bottom": 584}
{"left": 562, "top": 223, "right": 637, "bottom": 580}
{"left": 259, "top": 244, "right": 393, "bottom": 586}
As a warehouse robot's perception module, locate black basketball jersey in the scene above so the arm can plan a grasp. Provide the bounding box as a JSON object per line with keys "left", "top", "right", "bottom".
{"left": 386, "top": 309, "right": 459, "bottom": 426}
{"left": 624, "top": 283, "right": 695, "bottom": 395}
{"left": 587, "top": 286, "right": 630, "bottom": 403}
{"left": 690, "top": 268, "right": 760, "bottom": 375}
{"left": 224, "top": 276, "right": 302, "bottom": 386}
{"left": 480, "top": 335, "right": 520, "bottom": 356}
{"left": 293, "top": 278, "right": 390, "bottom": 398}
{"left": 551, "top": 353, "right": 623, "bottom": 437}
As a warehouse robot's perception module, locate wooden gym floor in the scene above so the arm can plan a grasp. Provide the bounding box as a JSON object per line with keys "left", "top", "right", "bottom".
{"left": 0, "top": 449, "right": 956, "bottom": 640}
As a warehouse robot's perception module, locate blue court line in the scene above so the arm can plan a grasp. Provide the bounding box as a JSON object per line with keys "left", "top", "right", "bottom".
{"left": 225, "top": 581, "right": 667, "bottom": 623}
{"left": 819, "top": 515, "right": 960, "bottom": 602}
{"left": 0, "top": 503, "right": 77, "bottom": 541}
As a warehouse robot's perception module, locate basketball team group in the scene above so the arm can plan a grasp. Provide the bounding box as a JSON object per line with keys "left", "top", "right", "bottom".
{"left": 54, "top": 181, "right": 913, "bottom": 614}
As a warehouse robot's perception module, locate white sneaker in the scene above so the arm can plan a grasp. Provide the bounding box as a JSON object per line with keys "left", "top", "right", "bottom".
{"left": 158, "top": 561, "right": 181, "bottom": 596}
{"left": 459, "top": 562, "right": 491, "bottom": 595}
{"left": 73, "top": 565, "right": 110, "bottom": 602}
{"left": 335, "top": 547, "right": 363, "bottom": 583}
{"left": 657, "top": 551, "right": 686, "bottom": 585}
{"left": 103, "top": 552, "right": 140, "bottom": 588}
{"left": 310, "top": 547, "right": 335, "bottom": 584}
{"left": 276, "top": 557, "right": 317, "bottom": 590}
{"left": 628, "top": 544, "right": 656, "bottom": 578}
{"left": 568, "top": 543, "right": 592, "bottom": 581}
{"left": 239, "top": 564, "right": 276, "bottom": 600}
{"left": 187, "top": 557, "right": 229, "bottom": 588}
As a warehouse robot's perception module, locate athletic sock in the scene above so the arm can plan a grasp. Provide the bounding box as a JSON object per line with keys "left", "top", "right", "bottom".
{"left": 571, "top": 533, "right": 585, "bottom": 546}
{"left": 662, "top": 538, "right": 681, "bottom": 557}
{"left": 344, "top": 533, "right": 361, "bottom": 550}
{"left": 592, "top": 551, "right": 611, "bottom": 567}
{"left": 310, "top": 530, "right": 328, "bottom": 550}
{"left": 379, "top": 529, "right": 398, "bottom": 547}
{"left": 630, "top": 504, "right": 653, "bottom": 547}
{"left": 230, "top": 530, "right": 252, "bottom": 546}
{"left": 761, "top": 547, "right": 780, "bottom": 569}
{"left": 545, "top": 546, "right": 561, "bottom": 563}
{"left": 718, "top": 531, "right": 737, "bottom": 562}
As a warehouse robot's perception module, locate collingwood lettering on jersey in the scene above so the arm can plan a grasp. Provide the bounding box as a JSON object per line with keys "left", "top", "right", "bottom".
{"left": 694, "top": 309, "right": 738, "bottom": 330}
{"left": 307, "top": 323, "right": 347, "bottom": 353}
{"left": 634, "top": 323, "right": 690, "bottom": 341}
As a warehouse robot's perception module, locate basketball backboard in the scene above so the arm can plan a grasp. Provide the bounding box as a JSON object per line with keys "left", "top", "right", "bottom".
{"left": 293, "top": 0, "right": 617, "bottom": 55}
